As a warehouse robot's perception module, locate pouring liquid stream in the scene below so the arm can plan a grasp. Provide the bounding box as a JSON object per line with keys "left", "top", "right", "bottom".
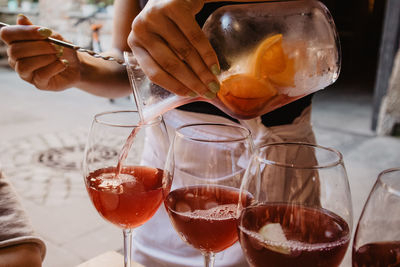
{"left": 115, "top": 125, "right": 141, "bottom": 178}
{"left": 114, "top": 104, "right": 157, "bottom": 178}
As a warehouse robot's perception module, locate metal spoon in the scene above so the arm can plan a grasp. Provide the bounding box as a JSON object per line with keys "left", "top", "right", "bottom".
{"left": 0, "top": 21, "right": 126, "bottom": 65}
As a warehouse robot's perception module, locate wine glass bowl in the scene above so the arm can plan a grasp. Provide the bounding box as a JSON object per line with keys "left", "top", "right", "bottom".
{"left": 238, "top": 142, "right": 352, "bottom": 267}
{"left": 85, "top": 165, "right": 165, "bottom": 229}
{"left": 83, "top": 110, "right": 170, "bottom": 267}
{"left": 352, "top": 167, "right": 400, "bottom": 267}
{"left": 163, "top": 123, "right": 254, "bottom": 266}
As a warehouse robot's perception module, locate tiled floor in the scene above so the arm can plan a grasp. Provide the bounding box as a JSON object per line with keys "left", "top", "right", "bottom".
{"left": 1, "top": 68, "right": 400, "bottom": 266}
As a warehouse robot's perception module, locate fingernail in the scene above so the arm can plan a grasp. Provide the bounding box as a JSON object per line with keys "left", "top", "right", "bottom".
{"left": 61, "top": 59, "right": 69, "bottom": 67}
{"left": 210, "top": 64, "right": 220, "bottom": 75}
{"left": 17, "top": 13, "right": 26, "bottom": 19}
{"left": 187, "top": 91, "right": 198, "bottom": 97}
{"left": 52, "top": 44, "right": 64, "bottom": 57}
{"left": 38, "top": 27, "right": 52, "bottom": 38}
{"left": 204, "top": 91, "right": 216, "bottom": 99}
{"left": 208, "top": 81, "right": 220, "bottom": 93}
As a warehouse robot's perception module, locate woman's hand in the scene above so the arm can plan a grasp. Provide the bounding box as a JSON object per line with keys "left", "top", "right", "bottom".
{"left": 0, "top": 14, "right": 81, "bottom": 91}
{"left": 128, "top": 0, "right": 221, "bottom": 99}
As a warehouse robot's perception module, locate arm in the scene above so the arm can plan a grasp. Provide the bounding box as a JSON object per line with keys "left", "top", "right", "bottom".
{"left": 0, "top": 0, "right": 141, "bottom": 98}
{"left": 0, "top": 0, "right": 267, "bottom": 98}
{"left": 0, "top": 171, "right": 46, "bottom": 266}
{"left": 128, "top": 0, "right": 274, "bottom": 98}
{"left": 76, "top": 0, "right": 264, "bottom": 97}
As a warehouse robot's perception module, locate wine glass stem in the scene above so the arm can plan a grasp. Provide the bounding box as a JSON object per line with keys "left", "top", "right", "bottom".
{"left": 203, "top": 252, "right": 216, "bottom": 267}
{"left": 123, "top": 228, "right": 133, "bottom": 267}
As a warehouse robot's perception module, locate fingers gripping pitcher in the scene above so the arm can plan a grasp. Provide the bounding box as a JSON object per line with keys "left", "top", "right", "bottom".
{"left": 125, "top": 0, "right": 340, "bottom": 122}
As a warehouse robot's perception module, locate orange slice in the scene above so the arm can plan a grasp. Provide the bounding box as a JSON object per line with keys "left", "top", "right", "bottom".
{"left": 217, "top": 74, "right": 278, "bottom": 117}
{"left": 218, "top": 73, "right": 277, "bottom": 99}
{"left": 219, "top": 94, "right": 274, "bottom": 118}
{"left": 269, "top": 56, "right": 295, "bottom": 87}
{"left": 250, "top": 34, "right": 297, "bottom": 88}
{"left": 251, "top": 34, "right": 286, "bottom": 79}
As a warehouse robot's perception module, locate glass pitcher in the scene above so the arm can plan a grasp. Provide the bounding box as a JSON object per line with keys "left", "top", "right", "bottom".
{"left": 125, "top": 0, "right": 340, "bottom": 122}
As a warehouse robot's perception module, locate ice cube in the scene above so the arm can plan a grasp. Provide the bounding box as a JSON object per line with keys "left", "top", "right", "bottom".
{"left": 259, "top": 223, "right": 291, "bottom": 254}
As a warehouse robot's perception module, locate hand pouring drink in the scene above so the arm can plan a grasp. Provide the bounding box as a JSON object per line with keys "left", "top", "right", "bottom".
{"left": 125, "top": 0, "right": 340, "bottom": 122}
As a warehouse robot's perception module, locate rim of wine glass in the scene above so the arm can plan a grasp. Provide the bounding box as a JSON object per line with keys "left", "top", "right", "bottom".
{"left": 93, "top": 110, "right": 162, "bottom": 127}
{"left": 255, "top": 142, "right": 343, "bottom": 169}
{"left": 377, "top": 167, "right": 400, "bottom": 197}
{"left": 175, "top": 122, "right": 252, "bottom": 143}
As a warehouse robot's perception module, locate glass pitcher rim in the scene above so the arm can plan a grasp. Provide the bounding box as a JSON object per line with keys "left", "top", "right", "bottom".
{"left": 254, "top": 142, "right": 343, "bottom": 169}
{"left": 211, "top": 0, "right": 326, "bottom": 12}
{"left": 123, "top": 51, "right": 137, "bottom": 63}
{"left": 175, "top": 122, "right": 252, "bottom": 143}
{"left": 94, "top": 110, "right": 162, "bottom": 128}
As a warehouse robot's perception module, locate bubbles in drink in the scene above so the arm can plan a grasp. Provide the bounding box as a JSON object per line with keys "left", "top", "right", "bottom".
{"left": 179, "top": 204, "right": 238, "bottom": 221}
{"left": 91, "top": 171, "right": 143, "bottom": 194}
{"left": 86, "top": 166, "right": 165, "bottom": 228}
{"left": 165, "top": 185, "right": 244, "bottom": 252}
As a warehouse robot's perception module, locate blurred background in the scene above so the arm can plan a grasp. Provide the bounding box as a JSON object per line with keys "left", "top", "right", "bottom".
{"left": 1, "top": 0, "right": 399, "bottom": 134}
{"left": 321, "top": 0, "right": 399, "bottom": 134}
{"left": 0, "top": 0, "right": 399, "bottom": 266}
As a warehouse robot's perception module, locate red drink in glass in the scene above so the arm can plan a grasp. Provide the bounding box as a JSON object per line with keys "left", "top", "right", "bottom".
{"left": 86, "top": 166, "right": 164, "bottom": 229}
{"left": 353, "top": 241, "right": 400, "bottom": 267}
{"left": 165, "top": 185, "right": 249, "bottom": 253}
{"left": 238, "top": 203, "right": 350, "bottom": 267}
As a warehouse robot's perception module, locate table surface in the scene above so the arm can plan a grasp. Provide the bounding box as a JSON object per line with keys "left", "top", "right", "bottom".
{"left": 76, "top": 251, "right": 145, "bottom": 267}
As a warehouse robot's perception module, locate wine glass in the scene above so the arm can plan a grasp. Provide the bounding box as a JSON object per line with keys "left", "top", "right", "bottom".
{"left": 238, "top": 142, "right": 353, "bottom": 267}
{"left": 352, "top": 167, "right": 400, "bottom": 267}
{"left": 82, "top": 110, "right": 170, "bottom": 267}
{"left": 163, "top": 122, "right": 254, "bottom": 266}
